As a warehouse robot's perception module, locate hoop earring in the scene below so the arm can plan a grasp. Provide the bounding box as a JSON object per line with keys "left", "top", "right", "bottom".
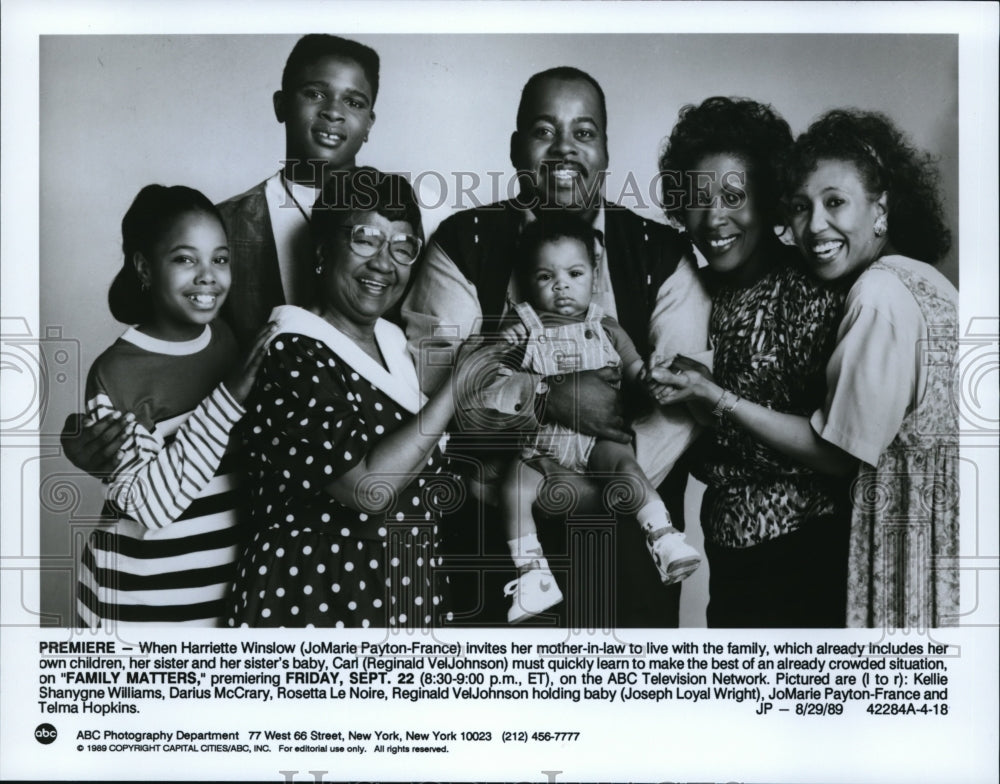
{"left": 874, "top": 215, "right": 888, "bottom": 237}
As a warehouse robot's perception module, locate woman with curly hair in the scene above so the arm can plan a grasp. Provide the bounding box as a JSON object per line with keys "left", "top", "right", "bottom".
{"left": 650, "top": 97, "right": 852, "bottom": 627}
{"left": 657, "top": 109, "right": 958, "bottom": 629}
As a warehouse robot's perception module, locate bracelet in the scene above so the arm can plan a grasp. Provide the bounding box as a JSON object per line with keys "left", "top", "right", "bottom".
{"left": 711, "top": 389, "right": 741, "bottom": 420}
{"left": 724, "top": 393, "right": 741, "bottom": 419}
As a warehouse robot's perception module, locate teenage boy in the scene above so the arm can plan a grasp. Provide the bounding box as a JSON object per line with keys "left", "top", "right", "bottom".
{"left": 403, "top": 67, "right": 712, "bottom": 627}
{"left": 219, "top": 34, "right": 378, "bottom": 347}
{"left": 61, "top": 34, "right": 380, "bottom": 471}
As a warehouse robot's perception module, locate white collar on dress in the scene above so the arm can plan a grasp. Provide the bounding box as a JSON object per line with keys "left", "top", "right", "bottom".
{"left": 120, "top": 324, "right": 212, "bottom": 355}
{"left": 268, "top": 305, "right": 426, "bottom": 414}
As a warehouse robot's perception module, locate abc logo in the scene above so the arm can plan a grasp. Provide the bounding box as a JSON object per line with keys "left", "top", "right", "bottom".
{"left": 34, "top": 723, "right": 57, "bottom": 744}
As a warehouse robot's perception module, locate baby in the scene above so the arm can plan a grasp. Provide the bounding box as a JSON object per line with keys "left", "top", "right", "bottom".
{"left": 498, "top": 215, "right": 700, "bottom": 622}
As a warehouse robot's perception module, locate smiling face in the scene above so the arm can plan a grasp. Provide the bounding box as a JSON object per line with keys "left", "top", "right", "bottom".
{"left": 683, "top": 152, "right": 766, "bottom": 279}
{"left": 788, "top": 159, "right": 889, "bottom": 281}
{"left": 523, "top": 236, "right": 595, "bottom": 318}
{"left": 318, "top": 211, "right": 413, "bottom": 334}
{"left": 511, "top": 77, "right": 609, "bottom": 220}
{"left": 274, "top": 54, "right": 375, "bottom": 182}
{"left": 135, "top": 211, "right": 231, "bottom": 341}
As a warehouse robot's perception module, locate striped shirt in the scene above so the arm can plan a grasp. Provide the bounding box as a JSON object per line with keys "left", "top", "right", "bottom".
{"left": 77, "top": 324, "right": 245, "bottom": 628}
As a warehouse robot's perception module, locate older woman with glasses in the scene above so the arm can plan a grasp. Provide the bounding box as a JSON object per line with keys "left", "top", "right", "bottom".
{"left": 227, "top": 168, "right": 482, "bottom": 628}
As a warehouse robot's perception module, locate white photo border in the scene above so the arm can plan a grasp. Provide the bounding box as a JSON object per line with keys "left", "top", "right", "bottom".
{"left": 2, "top": 2, "right": 998, "bottom": 783}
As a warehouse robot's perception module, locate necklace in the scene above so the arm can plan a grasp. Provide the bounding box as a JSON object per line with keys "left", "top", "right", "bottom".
{"left": 280, "top": 171, "right": 312, "bottom": 224}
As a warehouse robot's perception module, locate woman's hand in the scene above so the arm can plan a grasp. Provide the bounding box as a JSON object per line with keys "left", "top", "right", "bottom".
{"left": 669, "top": 354, "right": 713, "bottom": 377}
{"left": 639, "top": 353, "right": 671, "bottom": 387}
{"left": 644, "top": 354, "right": 720, "bottom": 408}
{"left": 450, "top": 337, "right": 540, "bottom": 428}
{"left": 223, "top": 321, "right": 279, "bottom": 404}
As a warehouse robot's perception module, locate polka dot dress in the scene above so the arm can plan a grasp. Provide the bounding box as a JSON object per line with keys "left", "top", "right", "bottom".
{"left": 225, "top": 334, "right": 454, "bottom": 628}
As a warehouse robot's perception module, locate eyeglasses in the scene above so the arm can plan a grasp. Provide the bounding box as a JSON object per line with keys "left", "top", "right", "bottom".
{"left": 342, "top": 225, "right": 423, "bottom": 266}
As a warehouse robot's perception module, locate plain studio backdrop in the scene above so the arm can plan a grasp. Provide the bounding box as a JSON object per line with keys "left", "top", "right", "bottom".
{"left": 37, "top": 33, "right": 957, "bottom": 626}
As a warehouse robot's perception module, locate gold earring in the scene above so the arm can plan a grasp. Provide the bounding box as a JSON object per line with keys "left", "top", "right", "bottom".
{"left": 874, "top": 215, "right": 888, "bottom": 237}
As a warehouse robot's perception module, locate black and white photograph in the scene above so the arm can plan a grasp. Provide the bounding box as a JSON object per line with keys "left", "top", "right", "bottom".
{"left": 1, "top": 2, "right": 997, "bottom": 782}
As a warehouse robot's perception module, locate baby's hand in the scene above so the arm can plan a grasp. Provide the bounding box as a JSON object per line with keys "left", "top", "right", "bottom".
{"left": 223, "top": 321, "right": 279, "bottom": 404}
{"left": 500, "top": 322, "right": 529, "bottom": 346}
{"left": 641, "top": 354, "right": 676, "bottom": 386}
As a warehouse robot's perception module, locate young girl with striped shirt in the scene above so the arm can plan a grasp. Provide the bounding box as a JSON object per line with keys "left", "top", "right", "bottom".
{"left": 77, "top": 185, "right": 273, "bottom": 628}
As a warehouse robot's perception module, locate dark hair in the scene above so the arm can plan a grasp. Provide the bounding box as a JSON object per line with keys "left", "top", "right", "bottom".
{"left": 514, "top": 213, "right": 597, "bottom": 286}
{"left": 659, "top": 96, "right": 793, "bottom": 225}
{"left": 281, "top": 34, "right": 380, "bottom": 105}
{"left": 516, "top": 66, "right": 608, "bottom": 132}
{"left": 782, "top": 109, "right": 951, "bottom": 264}
{"left": 108, "top": 185, "right": 223, "bottom": 325}
{"left": 311, "top": 167, "right": 423, "bottom": 252}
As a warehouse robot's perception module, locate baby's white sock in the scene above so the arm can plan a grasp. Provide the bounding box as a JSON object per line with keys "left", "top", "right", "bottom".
{"left": 507, "top": 533, "right": 548, "bottom": 571}
{"left": 637, "top": 499, "right": 673, "bottom": 538}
